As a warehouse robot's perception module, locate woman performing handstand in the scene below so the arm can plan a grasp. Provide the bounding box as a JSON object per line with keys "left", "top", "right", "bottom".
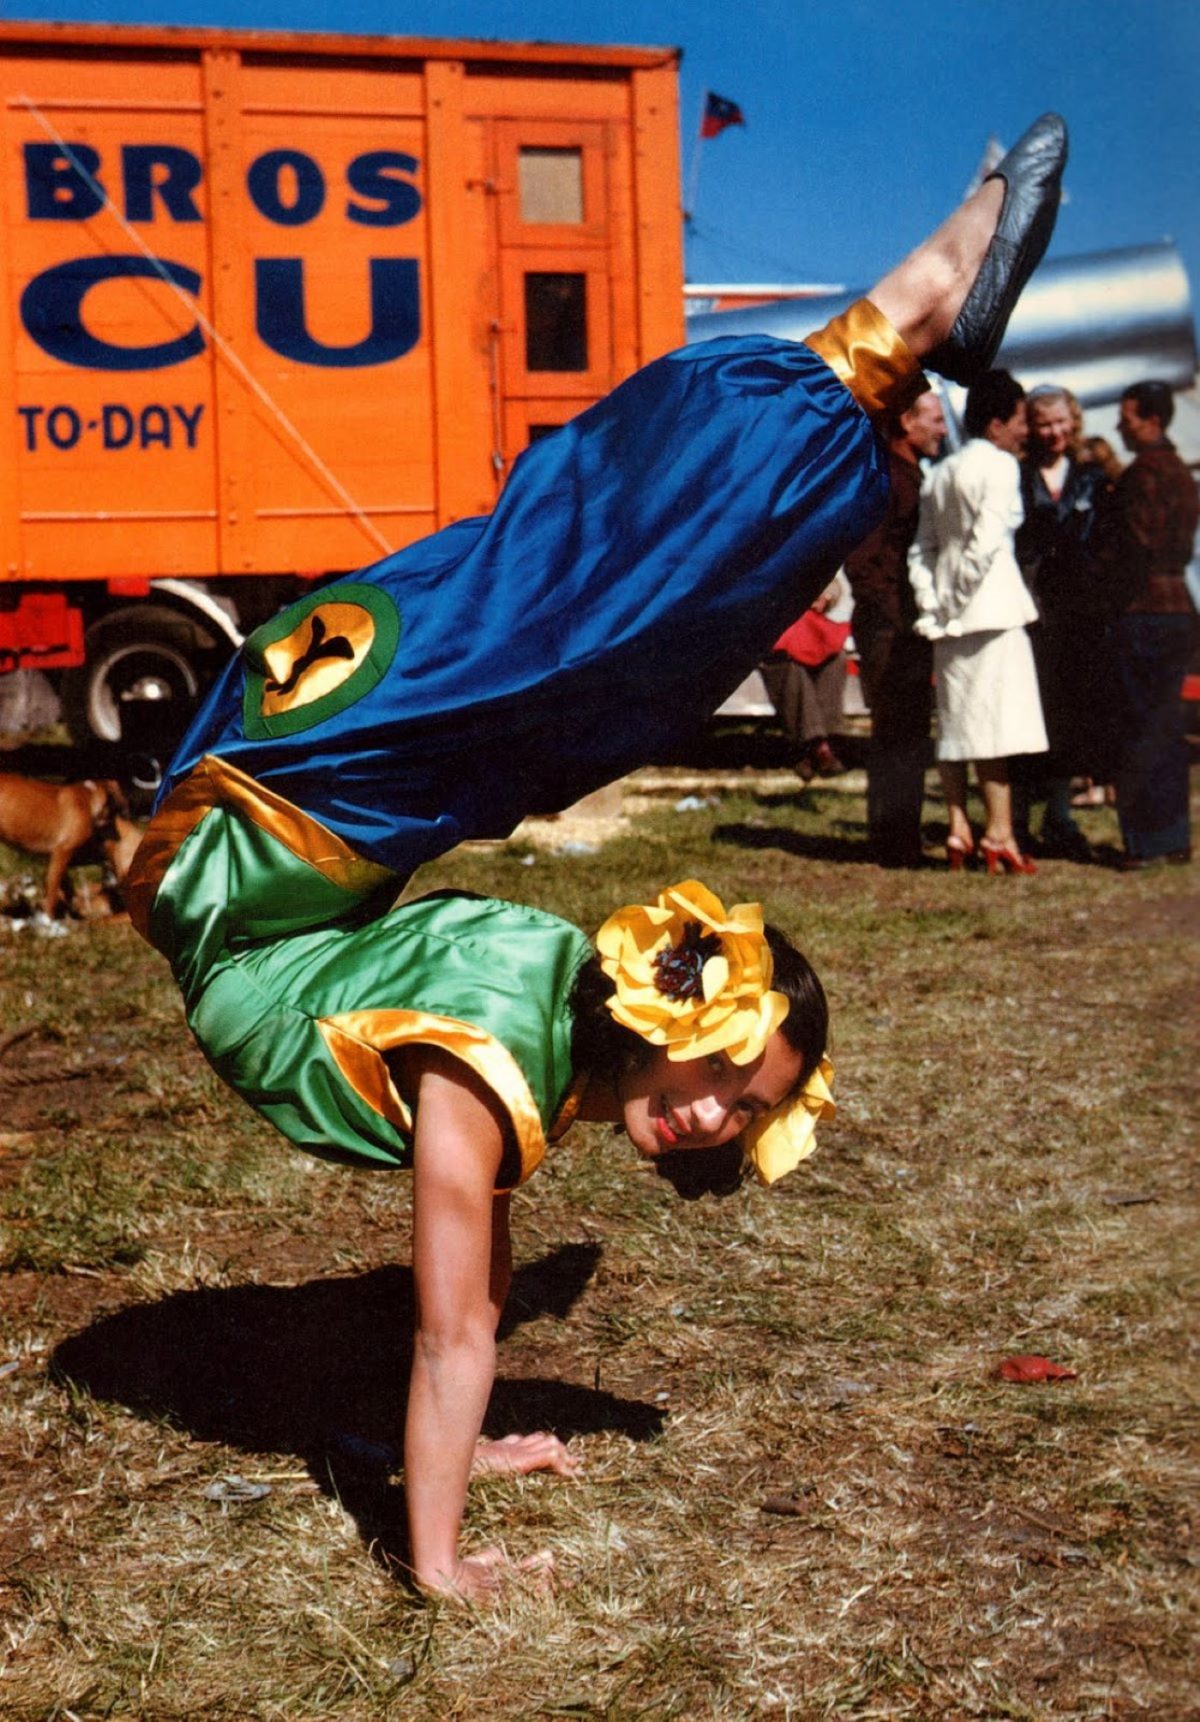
{"left": 126, "top": 117, "right": 1066, "bottom": 1600}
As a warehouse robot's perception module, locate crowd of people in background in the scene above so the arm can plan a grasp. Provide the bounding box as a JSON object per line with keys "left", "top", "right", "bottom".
{"left": 764, "top": 369, "right": 1198, "bottom": 874}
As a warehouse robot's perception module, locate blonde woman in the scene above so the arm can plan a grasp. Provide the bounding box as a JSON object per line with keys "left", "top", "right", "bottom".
{"left": 1015, "top": 384, "right": 1118, "bottom": 858}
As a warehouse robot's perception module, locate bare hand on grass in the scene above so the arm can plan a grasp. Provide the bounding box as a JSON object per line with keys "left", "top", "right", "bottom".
{"left": 428, "top": 1545, "right": 557, "bottom": 1603}
{"left": 471, "top": 1431, "right": 582, "bottom": 1478}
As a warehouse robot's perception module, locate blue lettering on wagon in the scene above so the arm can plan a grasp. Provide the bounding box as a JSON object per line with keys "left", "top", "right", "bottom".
{"left": 256, "top": 257, "right": 420, "bottom": 367}
{"left": 21, "top": 256, "right": 205, "bottom": 372}
{"left": 24, "top": 141, "right": 204, "bottom": 222}
{"left": 16, "top": 403, "right": 206, "bottom": 453}
{"left": 18, "top": 142, "right": 423, "bottom": 372}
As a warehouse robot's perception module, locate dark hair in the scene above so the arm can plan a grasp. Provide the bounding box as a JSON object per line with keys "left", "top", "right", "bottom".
{"left": 884, "top": 388, "right": 942, "bottom": 445}
{"left": 963, "top": 369, "right": 1025, "bottom": 440}
{"left": 1079, "top": 434, "right": 1124, "bottom": 483}
{"left": 763, "top": 925, "right": 829, "bottom": 1086}
{"left": 1121, "top": 379, "right": 1174, "bottom": 431}
{"left": 569, "top": 923, "right": 828, "bottom": 1199}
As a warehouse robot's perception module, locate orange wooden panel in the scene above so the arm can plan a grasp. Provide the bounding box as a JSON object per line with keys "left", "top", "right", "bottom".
{"left": 0, "top": 81, "right": 25, "bottom": 578}
{"left": 238, "top": 59, "right": 424, "bottom": 119}
{"left": 500, "top": 397, "right": 587, "bottom": 473}
{"left": 0, "top": 23, "right": 680, "bottom": 77}
{"left": 0, "top": 28, "right": 685, "bottom": 591}
{"left": 227, "top": 67, "right": 433, "bottom": 572}
{"left": 1, "top": 48, "right": 220, "bottom": 578}
{"left": 494, "top": 119, "right": 610, "bottom": 248}
{"left": 202, "top": 47, "right": 254, "bottom": 576}
{"left": 424, "top": 66, "right": 496, "bottom": 524}
{"left": 631, "top": 64, "right": 686, "bottom": 363}
{"left": 463, "top": 73, "right": 630, "bottom": 123}
{"left": 2, "top": 45, "right": 203, "bottom": 109}
{"left": 601, "top": 117, "right": 641, "bottom": 382}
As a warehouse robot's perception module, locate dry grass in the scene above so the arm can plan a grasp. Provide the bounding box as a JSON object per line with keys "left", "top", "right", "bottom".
{"left": 0, "top": 767, "right": 1196, "bottom": 1719}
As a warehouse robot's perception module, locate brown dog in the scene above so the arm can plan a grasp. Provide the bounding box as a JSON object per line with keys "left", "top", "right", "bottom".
{"left": 103, "top": 814, "right": 144, "bottom": 888}
{"left": 69, "top": 816, "right": 146, "bottom": 920}
{"left": 0, "top": 773, "right": 130, "bottom": 919}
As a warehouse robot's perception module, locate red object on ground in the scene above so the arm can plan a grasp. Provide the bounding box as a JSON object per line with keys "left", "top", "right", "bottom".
{"left": 996, "top": 1355, "right": 1077, "bottom": 1383}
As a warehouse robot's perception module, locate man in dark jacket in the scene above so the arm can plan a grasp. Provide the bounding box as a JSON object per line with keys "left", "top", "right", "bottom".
{"left": 845, "top": 389, "right": 946, "bottom": 866}
{"left": 1106, "top": 380, "right": 1199, "bottom": 868}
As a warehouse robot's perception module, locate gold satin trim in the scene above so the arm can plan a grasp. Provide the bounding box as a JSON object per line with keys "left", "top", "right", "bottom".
{"left": 548, "top": 1071, "right": 588, "bottom": 1142}
{"left": 124, "top": 790, "right": 210, "bottom": 942}
{"left": 804, "top": 298, "right": 926, "bottom": 420}
{"left": 318, "top": 1008, "right": 549, "bottom": 1192}
{"left": 124, "top": 753, "right": 395, "bottom": 943}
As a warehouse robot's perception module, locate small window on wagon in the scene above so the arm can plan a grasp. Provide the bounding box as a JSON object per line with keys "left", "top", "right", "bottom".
{"left": 518, "top": 147, "right": 584, "bottom": 225}
{"left": 524, "top": 272, "right": 588, "bottom": 373}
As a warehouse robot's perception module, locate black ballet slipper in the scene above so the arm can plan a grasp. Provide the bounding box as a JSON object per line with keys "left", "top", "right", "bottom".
{"left": 926, "top": 113, "right": 1068, "bottom": 387}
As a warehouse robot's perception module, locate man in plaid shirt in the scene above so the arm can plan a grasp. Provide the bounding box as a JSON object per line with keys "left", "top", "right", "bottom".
{"left": 1105, "top": 380, "right": 1199, "bottom": 868}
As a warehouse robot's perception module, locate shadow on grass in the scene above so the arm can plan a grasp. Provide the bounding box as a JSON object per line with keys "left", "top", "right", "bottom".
{"left": 713, "top": 820, "right": 873, "bottom": 865}
{"left": 51, "top": 1242, "right": 664, "bottom": 1575}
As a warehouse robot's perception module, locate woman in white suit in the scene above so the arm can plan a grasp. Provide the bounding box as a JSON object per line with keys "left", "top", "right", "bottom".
{"left": 909, "top": 370, "right": 1048, "bottom": 873}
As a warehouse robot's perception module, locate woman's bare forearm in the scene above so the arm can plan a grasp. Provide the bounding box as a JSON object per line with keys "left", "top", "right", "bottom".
{"left": 405, "top": 1323, "right": 497, "bottom": 1590}
{"left": 404, "top": 1052, "right": 514, "bottom": 1594}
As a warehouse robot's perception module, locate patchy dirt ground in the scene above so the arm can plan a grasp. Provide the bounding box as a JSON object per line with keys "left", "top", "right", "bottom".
{"left": 1, "top": 777, "right": 1197, "bottom": 1718}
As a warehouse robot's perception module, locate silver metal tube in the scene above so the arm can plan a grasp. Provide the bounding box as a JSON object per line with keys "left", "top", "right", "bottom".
{"left": 686, "top": 242, "right": 1197, "bottom": 407}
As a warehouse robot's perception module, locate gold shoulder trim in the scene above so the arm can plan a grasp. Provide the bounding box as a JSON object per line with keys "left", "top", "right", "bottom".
{"left": 123, "top": 779, "right": 211, "bottom": 941}
{"left": 548, "top": 1072, "right": 589, "bottom": 1142}
{"left": 124, "top": 753, "right": 395, "bottom": 943}
{"left": 318, "top": 1009, "right": 549, "bottom": 1192}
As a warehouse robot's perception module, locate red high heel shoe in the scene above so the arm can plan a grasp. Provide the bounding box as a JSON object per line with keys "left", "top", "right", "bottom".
{"left": 980, "top": 838, "right": 1037, "bottom": 876}
{"left": 946, "top": 834, "right": 975, "bottom": 871}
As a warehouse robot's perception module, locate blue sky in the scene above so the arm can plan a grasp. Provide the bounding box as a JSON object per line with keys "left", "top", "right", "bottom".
{"left": 11, "top": 0, "right": 1200, "bottom": 315}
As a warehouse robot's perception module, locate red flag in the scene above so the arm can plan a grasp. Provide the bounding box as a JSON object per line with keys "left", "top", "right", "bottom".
{"left": 701, "top": 92, "right": 746, "bottom": 139}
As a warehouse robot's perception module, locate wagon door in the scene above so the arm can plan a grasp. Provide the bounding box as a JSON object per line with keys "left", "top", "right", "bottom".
{"left": 488, "top": 118, "right": 638, "bottom": 473}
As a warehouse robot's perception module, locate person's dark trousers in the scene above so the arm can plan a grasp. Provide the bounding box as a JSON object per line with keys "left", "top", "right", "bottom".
{"left": 856, "top": 617, "right": 933, "bottom": 864}
{"left": 761, "top": 655, "right": 847, "bottom": 754}
{"left": 1113, "top": 613, "right": 1193, "bottom": 861}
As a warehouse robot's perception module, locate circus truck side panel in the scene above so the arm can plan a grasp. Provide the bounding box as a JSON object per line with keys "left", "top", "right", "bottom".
{"left": 0, "top": 21, "right": 684, "bottom": 751}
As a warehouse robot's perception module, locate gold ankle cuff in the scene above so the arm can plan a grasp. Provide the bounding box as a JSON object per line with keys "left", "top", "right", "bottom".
{"left": 805, "top": 299, "right": 927, "bottom": 420}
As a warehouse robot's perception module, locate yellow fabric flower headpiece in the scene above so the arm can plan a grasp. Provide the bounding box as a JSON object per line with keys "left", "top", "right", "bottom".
{"left": 741, "top": 1054, "right": 835, "bottom": 1186}
{"left": 595, "top": 879, "right": 835, "bottom": 1184}
{"left": 596, "top": 879, "right": 786, "bottom": 1065}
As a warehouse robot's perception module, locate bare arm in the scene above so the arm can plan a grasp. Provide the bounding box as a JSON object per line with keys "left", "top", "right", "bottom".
{"left": 403, "top": 1050, "right": 576, "bottom": 1601}
{"left": 405, "top": 1050, "right": 509, "bottom": 1595}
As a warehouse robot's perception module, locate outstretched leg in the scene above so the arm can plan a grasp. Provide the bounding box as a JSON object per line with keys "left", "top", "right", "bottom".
{"left": 870, "top": 180, "right": 1005, "bottom": 361}
{"left": 129, "top": 116, "right": 1067, "bottom": 940}
{"left": 874, "top": 114, "right": 1066, "bottom": 382}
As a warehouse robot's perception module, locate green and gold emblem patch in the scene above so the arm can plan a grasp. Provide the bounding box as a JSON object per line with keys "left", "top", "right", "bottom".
{"left": 242, "top": 583, "right": 401, "bottom": 739}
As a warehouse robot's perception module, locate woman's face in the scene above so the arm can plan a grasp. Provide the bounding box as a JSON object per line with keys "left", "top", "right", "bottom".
{"left": 1029, "top": 399, "right": 1074, "bottom": 462}
{"left": 619, "top": 1033, "right": 805, "bottom": 1160}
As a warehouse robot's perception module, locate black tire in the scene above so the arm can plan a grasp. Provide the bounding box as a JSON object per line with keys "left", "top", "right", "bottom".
{"left": 61, "top": 604, "right": 213, "bottom": 750}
